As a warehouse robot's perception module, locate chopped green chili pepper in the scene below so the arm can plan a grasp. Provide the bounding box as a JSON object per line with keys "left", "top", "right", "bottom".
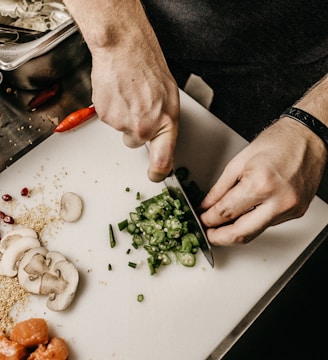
{"left": 118, "top": 219, "right": 128, "bottom": 231}
{"left": 127, "top": 222, "right": 137, "bottom": 234}
{"left": 133, "top": 234, "right": 144, "bottom": 246}
{"left": 122, "top": 187, "right": 201, "bottom": 275}
{"left": 132, "top": 242, "right": 139, "bottom": 249}
{"left": 177, "top": 252, "right": 196, "bottom": 267}
{"left": 109, "top": 224, "right": 116, "bottom": 248}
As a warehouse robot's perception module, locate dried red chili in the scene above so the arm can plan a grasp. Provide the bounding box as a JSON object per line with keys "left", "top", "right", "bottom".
{"left": 2, "top": 194, "right": 12, "bottom": 201}
{"left": 27, "top": 83, "right": 61, "bottom": 111}
{"left": 21, "top": 187, "right": 29, "bottom": 197}
{"left": 3, "top": 215, "right": 14, "bottom": 224}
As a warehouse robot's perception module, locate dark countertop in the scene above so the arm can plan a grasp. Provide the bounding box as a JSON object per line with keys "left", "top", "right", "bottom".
{"left": 0, "top": 56, "right": 92, "bottom": 172}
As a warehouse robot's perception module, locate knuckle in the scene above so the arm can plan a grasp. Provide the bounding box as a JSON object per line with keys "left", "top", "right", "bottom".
{"left": 279, "top": 190, "right": 308, "bottom": 217}
{"left": 248, "top": 172, "right": 276, "bottom": 197}
{"left": 219, "top": 207, "right": 234, "bottom": 221}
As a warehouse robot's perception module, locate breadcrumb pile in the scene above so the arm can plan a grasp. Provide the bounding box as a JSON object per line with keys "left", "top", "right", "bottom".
{"left": 0, "top": 276, "right": 29, "bottom": 335}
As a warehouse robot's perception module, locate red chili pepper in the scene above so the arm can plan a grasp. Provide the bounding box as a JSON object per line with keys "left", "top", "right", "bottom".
{"left": 27, "top": 83, "right": 61, "bottom": 111}
{"left": 54, "top": 106, "right": 96, "bottom": 132}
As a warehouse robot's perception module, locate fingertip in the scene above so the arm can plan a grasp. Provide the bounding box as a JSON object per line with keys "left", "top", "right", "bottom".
{"left": 147, "top": 164, "right": 171, "bottom": 182}
{"left": 206, "top": 226, "right": 252, "bottom": 247}
{"left": 147, "top": 137, "right": 175, "bottom": 182}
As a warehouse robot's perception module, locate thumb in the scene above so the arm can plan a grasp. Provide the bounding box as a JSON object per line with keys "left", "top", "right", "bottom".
{"left": 147, "top": 131, "right": 177, "bottom": 182}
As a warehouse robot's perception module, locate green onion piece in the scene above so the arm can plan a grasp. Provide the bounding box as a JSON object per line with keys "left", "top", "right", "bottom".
{"left": 109, "top": 224, "right": 116, "bottom": 248}
{"left": 125, "top": 187, "right": 130, "bottom": 192}
{"left": 136, "top": 192, "right": 141, "bottom": 200}
{"left": 118, "top": 219, "right": 128, "bottom": 231}
{"left": 137, "top": 294, "right": 144, "bottom": 302}
{"left": 108, "top": 263, "right": 112, "bottom": 271}
{"left": 128, "top": 261, "right": 137, "bottom": 269}
{"left": 126, "top": 248, "right": 131, "bottom": 254}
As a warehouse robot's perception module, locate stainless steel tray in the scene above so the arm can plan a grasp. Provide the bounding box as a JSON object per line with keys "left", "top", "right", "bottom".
{"left": 0, "top": 19, "right": 77, "bottom": 71}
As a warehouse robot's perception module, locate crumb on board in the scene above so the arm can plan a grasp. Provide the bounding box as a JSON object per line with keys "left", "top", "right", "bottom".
{"left": 15, "top": 203, "right": 60, "bottom": 239}
{"left": 0, "top": 276, "right": 30, "bottom": 335}
{"left": 0, "top": 164, "right": 73, "bottom": 330}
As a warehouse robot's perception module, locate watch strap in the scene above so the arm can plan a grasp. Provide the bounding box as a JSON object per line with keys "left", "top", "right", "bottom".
{"left": 280, "top": 106, "right": 328, "bottom": 148}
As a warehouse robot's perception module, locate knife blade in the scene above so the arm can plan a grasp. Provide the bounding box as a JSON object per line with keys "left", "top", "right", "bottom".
{"left": 164, "top": 171, "right": 214, "bottom": 267}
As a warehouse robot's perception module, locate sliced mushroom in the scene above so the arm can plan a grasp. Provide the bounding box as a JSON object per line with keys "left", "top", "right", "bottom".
{"left": 45, "top": 251, "right": 66, "bottom": 273}
{"left": 0, "top": 236, "right": 41, "bottom": 277}
{"left": 18, "top": 247, "right": 48, "bottom": 294}
{"left": 0, "top": 227, "right": 38, "bottom": 252}
{"left": 40, "top": 260, "right": 79, "bottom": 311}
{"left": 59, "top": 192, "right": 83, "bottom": 222}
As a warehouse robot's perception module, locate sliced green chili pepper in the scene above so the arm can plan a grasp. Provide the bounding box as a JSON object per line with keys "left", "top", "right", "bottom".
{"left": 118, "top": 219, "right": 128, "bottom": 231}
{"left": 122, "top": 187, "right": 201, "bottom": 274}
{"left": 137, "top": 294, "right": 144, "bottom": 302}
{"left": 109, "top": 224, "right": 116, "bottom": 248}
{"left": 128, "top": 261, "right": 137, "bottom": 268}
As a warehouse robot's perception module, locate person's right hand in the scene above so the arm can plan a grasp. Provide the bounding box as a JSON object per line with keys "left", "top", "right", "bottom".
{"left": 90, "top": 41, "right": 179, "bottom": 182}
{"left": 64, "top": 0, "right": 180, "bottom": 182}
{"left": 64, "top": 0, "right": 179, "bottom": 182}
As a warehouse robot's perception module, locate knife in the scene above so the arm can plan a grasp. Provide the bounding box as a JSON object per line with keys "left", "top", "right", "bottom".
{"left": 164, "top": 171, "right": 214, "bottom": 268}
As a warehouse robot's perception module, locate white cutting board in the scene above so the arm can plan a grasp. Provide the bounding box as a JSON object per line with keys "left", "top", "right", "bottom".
{"left": 0, "top": 91, "right": 327, "bottom": 360}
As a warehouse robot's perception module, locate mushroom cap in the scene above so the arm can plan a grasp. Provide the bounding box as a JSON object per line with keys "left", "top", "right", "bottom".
{"left": 18, "top": 247, "right": 49, "bottom": 294}
{"left": 0, "top": 236, "right": 41, "bottom": 277}
{"left": 42, "top": 260, "right": 79, "bottom": 311}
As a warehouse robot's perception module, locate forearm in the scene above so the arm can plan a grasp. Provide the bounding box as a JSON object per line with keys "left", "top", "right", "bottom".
{"left": 63, "top": 0, "right": 150, "bottom": 51}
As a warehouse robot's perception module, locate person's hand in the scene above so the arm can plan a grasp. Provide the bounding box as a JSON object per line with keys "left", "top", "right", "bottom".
{"left": 88, "top": 2, "right": 180, "bottom": 183}
{"left": 64, "top": 0, "right": 180, "bottom": 182}
{"left": 200, "top": 117, "right": 327, "bottom": 246}
{"left": 90, "top": 39, "right": 179, "bottom": 182}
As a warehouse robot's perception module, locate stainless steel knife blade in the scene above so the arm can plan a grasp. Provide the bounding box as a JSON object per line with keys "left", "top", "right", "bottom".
{"left": 164, "top": 172, "right": 214, "bottom": 267}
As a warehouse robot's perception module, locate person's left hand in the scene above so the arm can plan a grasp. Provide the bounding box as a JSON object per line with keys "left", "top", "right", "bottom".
{"left": 200, "top": 117, "right": 327, "bottom": 246}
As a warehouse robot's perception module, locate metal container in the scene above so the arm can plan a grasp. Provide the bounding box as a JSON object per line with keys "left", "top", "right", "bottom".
{"left": 0, "top": 5, "right": 89, "bottom": 89}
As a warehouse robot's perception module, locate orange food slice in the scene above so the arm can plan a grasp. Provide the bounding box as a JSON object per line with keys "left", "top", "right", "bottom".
{"left": 10, "top": 319, "right": 48, "bottom": 348}
{"left": 27, "top": 338, "right": 69, "bottom": 360}
{"left": 0, "top": 333, "right": 27, "bottom": 360}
